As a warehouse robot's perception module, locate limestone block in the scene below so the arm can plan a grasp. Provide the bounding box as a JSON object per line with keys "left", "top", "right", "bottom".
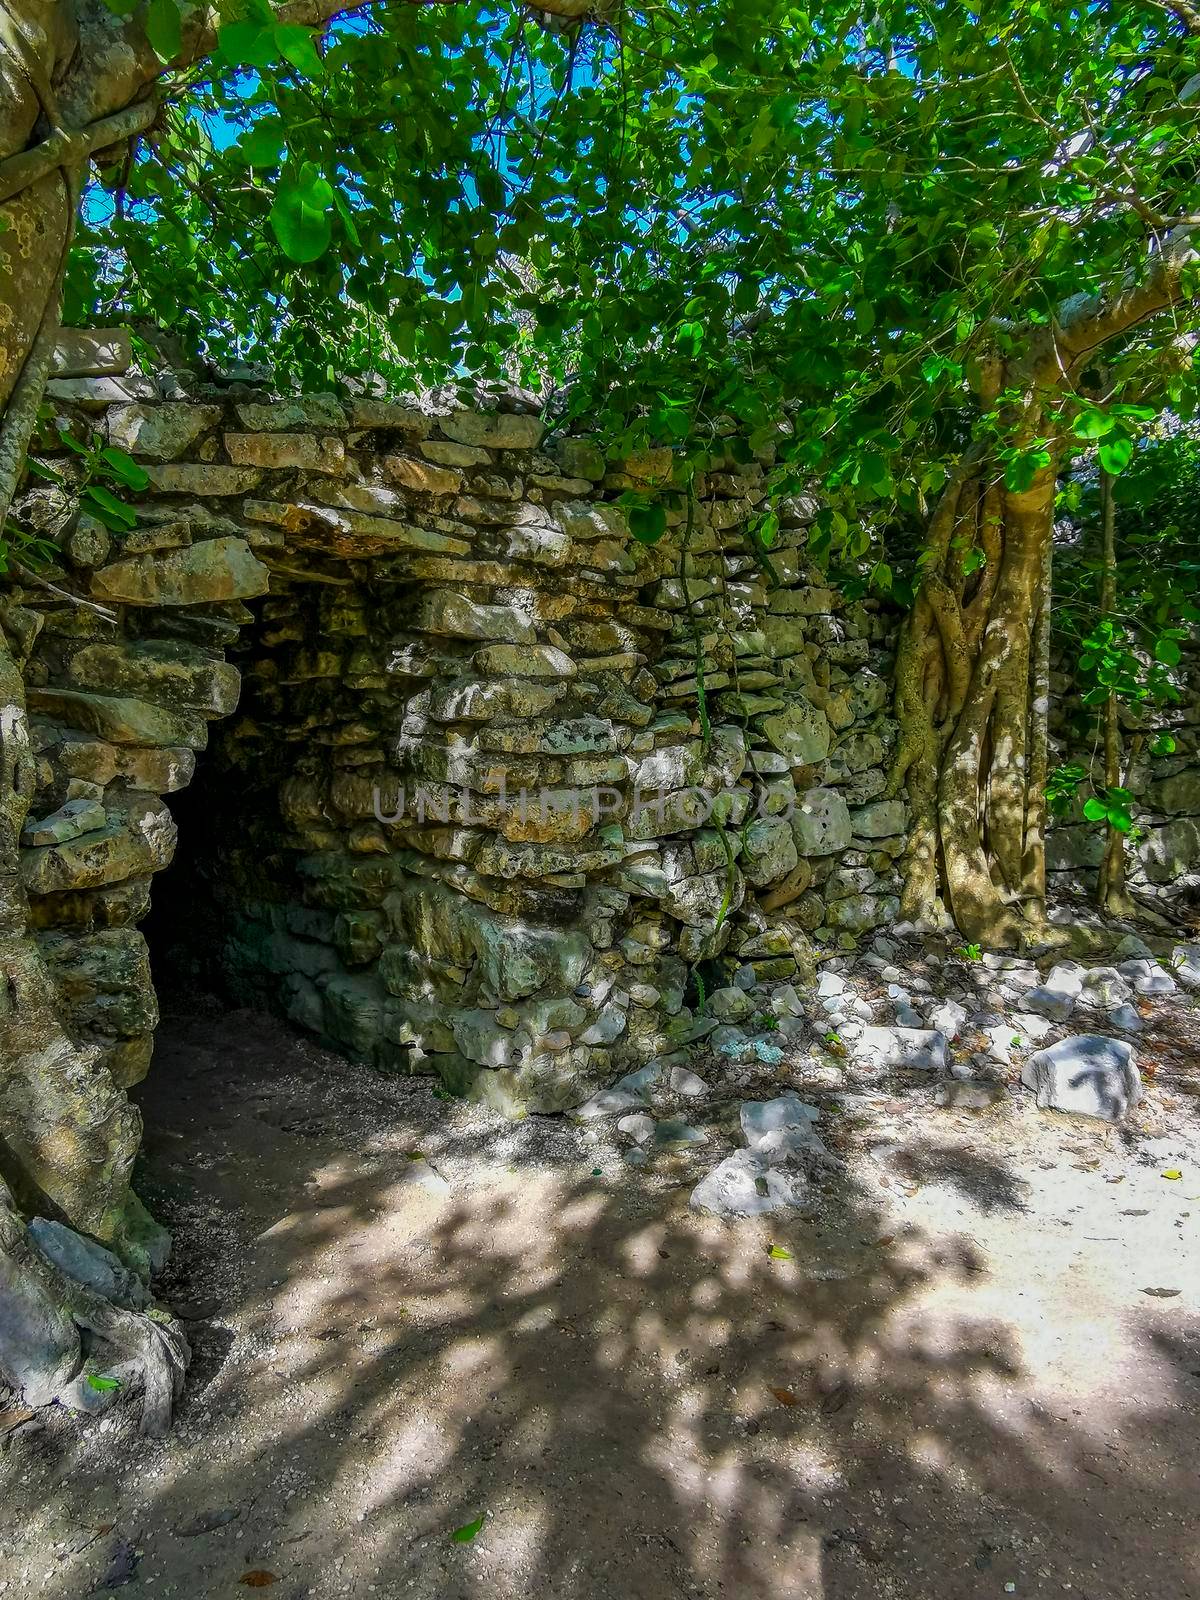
{"left": 145, "top": 464, "right": 261, "bottom": 494}
{"left": 91, "top": 536, "right": 269, "bottom": 606}
{"left": 45, "top": 373, "right": 159, "bottom": 408}
{"left": 21, "top": 797, "right": 176, "bottom": 895}
{"left": 759, "top": 695, "right": 831, "bottom": 763}
{"left": 439, "top": 410, "right": 544, "bottom": 449}
{"left": 850, "top": 799, "right": 907, "bottom": 838}
{"left": 792, "top": 787, "right": 852, "bottom": 856}
{"left": 384, "top": 454, "right": 462, "bottom": 494}
{"left": 349, "top": 398, "right": 430, "bottom": 433}
{"left": 38, "top": 927, "right": 158, "bottom": 1038}
{"left": 21, "top": 796, "right": 106, "bottom": 847}
{"left": 474, "top": 643, "right": 577, "bottom": 679}
{"left": 107, "top": 403, "right": 221, "bottom": 460}
{"left": 741, "top": 816, "right": 799, "bottom": 888}
{"left": 64, "top": 639, "right": 240, "bottom": 715}
{"left": 28, "top": 1218, "right": 150, "bottom": 1310}
{"left": 417, "top": 589, "right": 535, "bottom": 644}
{"left": 225, "top": 432, "right": 345, "bottom": 473}
{"left": 27, "top": 688, "right": 207, "bottom": 748}
{"left": 51, "top": 328, "right": 132, "bottom": 377}
{"left": 235, "top": 395, "right": 346, "bottom": 430}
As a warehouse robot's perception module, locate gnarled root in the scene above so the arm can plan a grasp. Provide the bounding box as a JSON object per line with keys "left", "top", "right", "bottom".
{"left": 0, "top": 1178, "right": 189, "bottom": 1436}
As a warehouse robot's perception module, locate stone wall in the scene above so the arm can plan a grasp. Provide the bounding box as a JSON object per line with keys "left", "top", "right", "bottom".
{"left": 1047, "top": 641, "right": 1200, "bottom": 913}
{"left": 11, "top": 331, "right": 903, "bottom": 1114}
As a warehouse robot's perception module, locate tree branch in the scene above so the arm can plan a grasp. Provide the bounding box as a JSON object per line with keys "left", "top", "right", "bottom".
{"left": 1054, "top": 224, "right": 1200, "bottom": 370}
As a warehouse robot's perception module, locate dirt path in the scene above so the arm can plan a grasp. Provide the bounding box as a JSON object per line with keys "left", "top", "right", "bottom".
{"left": 2, "top": 994, "right": 1199, "bottom": 1600}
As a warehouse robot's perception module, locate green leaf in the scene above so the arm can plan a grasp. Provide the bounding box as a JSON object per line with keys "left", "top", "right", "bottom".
{"left": 961, "top": 546, "right": 986, "bottom": 575}
{"left": 628, "top": 502, "right": 667, "bottom": 544}
{"left": 1073, "top": 407, "right": 1114, "bottom": 440}
{"left": 99, "top": 447, "right": 149, "bottom": 490}
{"left": 767, "top": 1244, "right": 794, "bottom": 1260}
{"left": 24, "top": 458, "right": 64, "bottom": 484}
{"left": 86, "top": 1374, "right": 122, "bottom": 1393}
{"left": 1082, "top": 796, "right": 1108, "bottom": 822}
{"left": 1154, "top": 636, "right": 1182, "bottom": 665}
{"left": 1151, "top": 731, "right": 1177, "bottom": 755}
{"left": 1098, "top": 436, "right": 1134, "bottom": 476}
{"left": 333, "top": 189, "right": 361, "bottom": 249}
{"left": 274, "top": 24, "right": 324, "bottom": 77}
{"left": 217, "top": 21, "right": 278, "bottom": 70}
{"left": 1003, "top": 448, "right": 1051, "bottom": 493}
{"left": 235, "top": 118, "right": 287, "bottom": 169}
{"left": 270, "top": 166, "right": 334, "bottom": 264}
{"left": 83, "top": 485, "right": 136, "bottom": 530}
{"left": 451, "top": 1515, "right": 485, "bottom": 1543}
{"left": 145, "top": 0, "right": 181, "bottom": 61}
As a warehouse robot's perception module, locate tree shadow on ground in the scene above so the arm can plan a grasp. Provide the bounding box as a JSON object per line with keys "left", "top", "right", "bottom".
{"left": 4, "top": 1001, "right": 1199, "bottom": 1600}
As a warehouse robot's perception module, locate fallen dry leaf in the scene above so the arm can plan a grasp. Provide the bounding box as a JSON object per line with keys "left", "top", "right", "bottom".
{"left": 770, "top": 1387, "right": 799, "bottom": 1406}
{"left": 239, "top": 1572, "right": 278, "bottom": 1588}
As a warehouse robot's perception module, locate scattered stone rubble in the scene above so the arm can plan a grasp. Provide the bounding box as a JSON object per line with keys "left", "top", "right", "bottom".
{"left": 562, "top": 929, "right": 1198, "bottom": 1218}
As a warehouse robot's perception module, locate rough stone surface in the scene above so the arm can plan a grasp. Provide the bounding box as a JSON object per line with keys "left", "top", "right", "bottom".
{"left": 14, "top": 355, "right": 902, "bottom": 1125}
{"left": 1021, "top": 1035, "right": 1141, "bottom": 1122}
{"left": 28, "top": 1219, "right": 150, "bottom": 1310}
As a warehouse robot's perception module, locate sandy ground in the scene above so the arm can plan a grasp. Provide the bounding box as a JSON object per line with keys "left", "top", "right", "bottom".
{"left": 2, "top": 989, "right": 1199, "bottom": 1600}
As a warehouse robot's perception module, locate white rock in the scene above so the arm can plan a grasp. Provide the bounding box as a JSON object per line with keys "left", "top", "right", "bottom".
{"left": 617, "top": 1112, "right": 655, "bottom": 1143}
{"left": 1177, "top": 934, "right": 1200, "bottom": 985}
{"left": 1010, "top": 1011, "right": 1055, "bottom": 1045}
{"left": 1107, "top": 1003, "right": 1143, "bottom": 1034}
{"left": 927, "top": 999, "right": 968, "bottom": 1040}
{"left": 740, "top": 1092, "right": 820, "bottom": 1147}
{"left": 577, "top": 1087, "right": 645, "bottom": 1119}
{"left": 1118, "top": 958, "right": 1177, "bottom": 997}
{"left": 689, "top": 1151, "right": 808, "bottom": 1217}
{"left": 1171, "top": 944, "right": 1200, "bottom": 991}
{"left": 1021, "top": 1034, "right": 1141, "bottom": 1123}
{"left": 669, "top": 1066, "right": 709, "bottom": 1097}
{"left": 854, "top": 1026, "right": 948, "bottom": 1071}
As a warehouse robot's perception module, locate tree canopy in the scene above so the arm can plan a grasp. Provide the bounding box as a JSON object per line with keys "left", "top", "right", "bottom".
{"left": 71, "top": 1, "right": 1200, "bottom": 513}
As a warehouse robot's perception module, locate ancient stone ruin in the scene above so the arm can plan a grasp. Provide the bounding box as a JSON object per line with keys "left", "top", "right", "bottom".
{"left": 14, "top": 334, "right": 904, "bottom": 1128}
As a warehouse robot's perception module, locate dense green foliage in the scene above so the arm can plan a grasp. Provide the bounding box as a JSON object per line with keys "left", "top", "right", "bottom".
{"left": 70, "top": 1, "right": 1200, "bottom": 568}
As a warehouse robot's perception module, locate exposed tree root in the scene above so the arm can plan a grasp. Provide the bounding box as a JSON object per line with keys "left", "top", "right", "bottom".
{"left": 0, "top": 1178, "right": 189, "bottom": 1435}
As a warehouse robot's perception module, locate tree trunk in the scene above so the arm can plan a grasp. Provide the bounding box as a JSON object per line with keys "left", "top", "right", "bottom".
{"left": 888, "top": 430, "right": 1057, "bottom": 949}
{"left": 1095, "top": 468, "right": 1132, "bottom": 914}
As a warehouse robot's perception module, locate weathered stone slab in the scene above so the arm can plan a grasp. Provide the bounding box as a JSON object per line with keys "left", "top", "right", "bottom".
{"left": 439, "top": 410, "right": 544, "bottom": 450}
{"left": 21, "top": 799, "right": 177, "bottom": 894}
{"left": 51, "top": 328, "right": 132, "bottom": 377}
{"left": 64, "top": 639, "right": 240, "bottom": 715}
{"left": 28, "top": 1218, "right": 150, "bottom": 1310}
{"left": 21, "top": 797, "right": 106, "bottom": 847}
{"left": 792, "top": 787, "right": 852, "bottom": 855}
{"left": 26, "top": 689, "right": 207, "bottom": 747}
{"left": 145, "top": 463, "right": 261, "bottom": 495}
{"left": 417, "top": 589, "right": 534, "bottom": 644}
{"left": 244, "top": 499, "right": 469, "bottom": 558}
{"left": 384, "top": 454, "right": 463, "bottom": 495}
{"left": 236, "top": 396, "right": 346, "bottom": 430}
{"left": 107, "top": 403, "right": 221, "bottom": 460}
{"left": 90, "top": 536, "right": 268, "bottom": 606}
{"left": 225, "top": 432, "right": 345, "bottom": 473}
{"left": 760, "top": 696, "right": 830, "bottom": 763}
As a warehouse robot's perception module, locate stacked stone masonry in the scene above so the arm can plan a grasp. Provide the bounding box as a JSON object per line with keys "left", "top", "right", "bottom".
{"left": 12, "top": 331, "right": 905, "bottom": 1114}
{"left": 1047, "top": 640, "right": 1200, "bottom": 912}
